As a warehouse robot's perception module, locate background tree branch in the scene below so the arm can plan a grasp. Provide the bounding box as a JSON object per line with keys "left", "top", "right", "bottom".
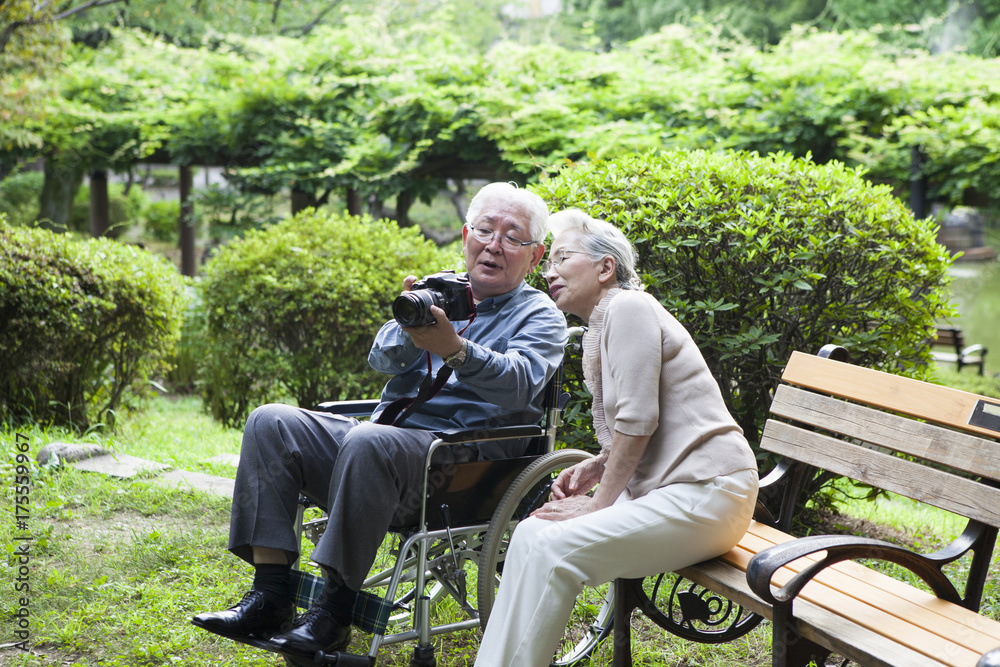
{"left": 282, "top": 0, "right": 341, "bottom": 37}
{"left": 0, "top": 0, "right": 126, "bottom": 53}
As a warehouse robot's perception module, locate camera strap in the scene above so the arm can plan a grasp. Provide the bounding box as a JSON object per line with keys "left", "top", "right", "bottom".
{"left": 376, "top": 315, "right": 477, "bottom": 427}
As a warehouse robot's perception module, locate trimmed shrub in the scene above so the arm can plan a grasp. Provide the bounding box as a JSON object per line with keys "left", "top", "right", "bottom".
{"left": 0, "top": 223, "right": 187, "bottom": 430}
{"left": 198, "top": 209, "right": 458, "bottom": 427}
{"left": 532, "top": 150, "right": 955, "bottom": 450}
{"left": 0, "top": 170, "right": 44, "bottom": 226}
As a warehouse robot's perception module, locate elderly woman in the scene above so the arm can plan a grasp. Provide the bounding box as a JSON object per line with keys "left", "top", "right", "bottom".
{"left": 474, "top": 209, "right": 759, "bottom": 666}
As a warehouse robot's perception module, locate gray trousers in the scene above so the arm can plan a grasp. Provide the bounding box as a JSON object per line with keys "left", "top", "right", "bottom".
{"left": 228, "top": 403, "right": 521, "bottom": 591}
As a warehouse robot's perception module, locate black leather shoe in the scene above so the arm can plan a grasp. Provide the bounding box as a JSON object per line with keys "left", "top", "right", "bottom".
{"left": 192, "top": 590, "right": 294, "bottom": 639}
{"left": 267, "top": 607, "right": 351, "bottom": 658}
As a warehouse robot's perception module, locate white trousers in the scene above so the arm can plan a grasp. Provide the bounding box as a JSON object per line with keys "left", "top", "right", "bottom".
{"left": 474, "top": 468, "right": 759, "bottom": 667}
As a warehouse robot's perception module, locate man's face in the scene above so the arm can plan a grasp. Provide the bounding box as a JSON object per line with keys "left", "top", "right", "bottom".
{"left": 462, "top": 200, "right": 546, "bottom": 301}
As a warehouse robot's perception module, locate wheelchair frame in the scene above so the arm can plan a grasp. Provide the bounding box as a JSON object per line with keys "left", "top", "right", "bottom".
{"left": 283, "top": 327, "right": 616, "bottom": 667}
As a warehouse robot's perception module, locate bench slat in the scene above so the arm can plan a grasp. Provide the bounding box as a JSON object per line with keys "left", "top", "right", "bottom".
{"left": 936, "top": 330, "right": 962, "bottom": 347}
{"left": 745, "top": 523, "right": 1000, "bottom": 644}
{"left": 735, "top": 527, "right": 1000, "bottom": 652}
{"left": 700, "top": 546, "right": 976, "bottom": 666}
{"left": 761, "top": 419, "right": 1000, "bottom": 529}
{"left": 796, "top": 600, "right": 957, "bottom": 667}
{"left": 770, "top": 384, "right": 1000, "bottom": 481}
{"left": 781, "top": 352, "right": 1000, "bottom": 441}
{"left": 705, "top": 528, "right": 991, "bottom": 664}
{"left": 675, "top": 560, "right": 952, "bottom": 667}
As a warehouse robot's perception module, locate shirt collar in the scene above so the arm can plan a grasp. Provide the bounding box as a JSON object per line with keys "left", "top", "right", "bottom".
{"left": 471, "top": 277, "right": 527, "bottom": 312}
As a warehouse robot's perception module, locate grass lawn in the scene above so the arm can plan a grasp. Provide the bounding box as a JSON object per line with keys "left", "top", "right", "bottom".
{"left": 2, "top": 366, "right": 998, "bottom": 666}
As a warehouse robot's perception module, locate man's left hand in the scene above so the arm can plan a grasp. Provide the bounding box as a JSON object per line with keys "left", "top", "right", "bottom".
{"left": 402, "top": 305, "right": 464, "bottom": 359}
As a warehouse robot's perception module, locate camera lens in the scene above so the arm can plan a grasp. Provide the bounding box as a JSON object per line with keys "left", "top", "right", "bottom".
{"left": 393, "top": 291, "right": 436, "bottom": 327}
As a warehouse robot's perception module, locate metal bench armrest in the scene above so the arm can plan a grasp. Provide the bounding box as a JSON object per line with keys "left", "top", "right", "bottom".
{"left": 979, "top": 646, "right": 1000, "bottom": 667}
{"left": 746, "top": 534, "right": 963, "bottom": 607}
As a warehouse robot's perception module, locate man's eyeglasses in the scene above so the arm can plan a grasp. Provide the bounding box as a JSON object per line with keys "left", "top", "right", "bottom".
{"left": 539, "top": 250, "right": 591, "bottom": 274}
{"left": 467, "top": 223, "right": 538, "bottom": 251}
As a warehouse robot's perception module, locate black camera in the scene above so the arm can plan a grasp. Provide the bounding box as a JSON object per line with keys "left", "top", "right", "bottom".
{"left": 392, "top": 271, "right": 475, "bottom": 327}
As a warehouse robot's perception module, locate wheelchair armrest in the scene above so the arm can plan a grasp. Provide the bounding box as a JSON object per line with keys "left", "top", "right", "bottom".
{"left": 432, "top": 424, "right": 546, "bottom": 444}
{"left": 314, "top": 399, "right": 380, "bottom": 418}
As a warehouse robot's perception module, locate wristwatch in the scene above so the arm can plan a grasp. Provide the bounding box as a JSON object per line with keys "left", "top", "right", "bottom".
{"left": 444, "top": 339, "right": 468, "bottom": 369}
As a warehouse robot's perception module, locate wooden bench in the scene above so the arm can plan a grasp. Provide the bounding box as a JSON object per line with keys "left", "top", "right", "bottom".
{"left": 930, "top": 325, "right": 988, "bottom": 375}
{"left": 611, "top": 348, "right": 1000, "bottom": 667}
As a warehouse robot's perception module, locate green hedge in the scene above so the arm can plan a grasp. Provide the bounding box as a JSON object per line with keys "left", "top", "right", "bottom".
{"left": 0, "top": 171, "right": 44, "bottom": 226}
{"left": 533, "top": 150, "right": 955, "bottom": 451}
{"left": 0, "top": 223, "right": 187, "bottom": 430}
{"left": 198, "top": 209, "right": 457, "bottom": 427}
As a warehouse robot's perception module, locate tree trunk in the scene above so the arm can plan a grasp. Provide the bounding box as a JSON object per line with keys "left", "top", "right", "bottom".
{"left": 89, "top": 170, "right": 110, "bottom": 237}
{"left": 346, "top": 188, "right": 363, "bottom": 216}
{"left": 291, "top": 187, "right": 317, "bottom": 215}
{"left": 180, "top": 166, "right": 196, "bottom": 277}
{"left": 910, "top": 146, "right": 928, "bottom": 220}
{"left": 395, "top": 189, "right": 415, "bottom": 227}
{"left": 38, "top": 158, "right": 84, "bottom": 232}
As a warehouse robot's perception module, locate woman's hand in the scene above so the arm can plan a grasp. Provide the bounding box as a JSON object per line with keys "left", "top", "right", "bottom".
{"left": 550, "top": 455, "right": 606, "bottom": 500}
{"left": 531, "top": 495, "right": 598, "bottom": 521}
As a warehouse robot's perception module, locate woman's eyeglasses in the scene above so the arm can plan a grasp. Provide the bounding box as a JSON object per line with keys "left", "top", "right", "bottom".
{"left": 467, "top": 223, "right": 538, "bottom": 251}
{"left": 539, "top": 250, "right": 591, "bottom": 274}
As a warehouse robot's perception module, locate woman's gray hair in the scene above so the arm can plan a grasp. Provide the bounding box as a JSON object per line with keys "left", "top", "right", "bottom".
{"left": 466, "top": 182, "right": 550, "bottom": 243}
{"left": 548, "top": 209, "right": 643, "bottom": 290}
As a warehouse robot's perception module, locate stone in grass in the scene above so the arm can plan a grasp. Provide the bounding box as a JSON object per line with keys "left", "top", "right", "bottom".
{"left": 72, "top": 453, "right": 170, "bottom": 479}
{"left": 36, "top": 442, "right": 108, "bottom": 467}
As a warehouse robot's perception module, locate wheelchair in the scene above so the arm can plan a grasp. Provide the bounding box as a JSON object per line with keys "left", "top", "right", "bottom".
{"left": 253, "top": 327, "right": 615, "bottom": 667}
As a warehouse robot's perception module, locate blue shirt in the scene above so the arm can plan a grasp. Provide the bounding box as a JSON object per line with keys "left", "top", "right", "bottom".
{"left": 368, "top": 278, "right": 568, "bottom": 432}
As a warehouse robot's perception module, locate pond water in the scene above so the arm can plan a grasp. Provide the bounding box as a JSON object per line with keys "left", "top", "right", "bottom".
{"left": 943, "top": 259, "right": 1000, "bottom": 376}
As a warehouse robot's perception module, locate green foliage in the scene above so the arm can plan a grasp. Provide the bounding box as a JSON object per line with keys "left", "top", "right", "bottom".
{"left": 0, "top": 169, "right": 43, "bottom": 225}
{"left": 565, "top": 0, "right": 1000, "bottom": 56}
{"left": 143, "top": 199, "right": 181, "bottom": 243}
{"left": 198, "top": 209, "right": 457, "bottom": 427}
{"left": 70, "top": 181, "right": 149, "bottom": 235}
{"left": 848, "top": 96, "right": 1000, "bottom": 206}
{"left": 164, "top": 284, "right": 205, "bottom": 393}
{"left": 0, "top": 0, "right": 64, "bottom": 153}
{"left": 8, "top": 8, "right": 1000, "bottom": 230}
{"left": 929, "top": 366, "right": 1000, "bottom": 398}
{"left": 0, "top": 224, "right": 187, "bottom": 430}
{"left": 533, "top": 150, "right": 956, "bottom": 446}
{"left": 194, "top": 183, "right": 284, "bottom": 241}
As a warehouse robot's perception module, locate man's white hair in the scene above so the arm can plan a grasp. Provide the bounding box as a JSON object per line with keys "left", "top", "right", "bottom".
{"left": 466, "top": 182, "right": 549, "bottom": 242}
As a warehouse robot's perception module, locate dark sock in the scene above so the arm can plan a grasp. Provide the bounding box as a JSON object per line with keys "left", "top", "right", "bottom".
{"left": 315, "top": 579, "right": 358, "bottom": 627}
{"left": 252, "top": 563, "right": 291, "bottom": 604}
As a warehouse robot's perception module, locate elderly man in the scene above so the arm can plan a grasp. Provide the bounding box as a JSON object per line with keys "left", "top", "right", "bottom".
{"left": 192, "top": 182, "right": 567, "bottom": 662}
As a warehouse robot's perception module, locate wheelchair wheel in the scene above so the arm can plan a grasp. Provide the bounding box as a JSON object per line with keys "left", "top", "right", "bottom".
{"left": 476, "top": 448, "right": 615, "bottom": 666}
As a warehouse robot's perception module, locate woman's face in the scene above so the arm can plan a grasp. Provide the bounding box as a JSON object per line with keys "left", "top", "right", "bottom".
{"left": 544, "top": 229, "right": 609, "bottom": 322}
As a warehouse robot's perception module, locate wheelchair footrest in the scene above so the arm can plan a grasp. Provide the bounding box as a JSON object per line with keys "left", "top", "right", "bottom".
{"left": 194, "top": 621, "right": 373, "bottom": 666}
{"left": 291, "top": 569, "right": 393, "bottom": 635}
{"left": 192, "top": 622, "right": 273, "bottom": 651}
{"left": 314, "top": 649, "right": 376, "bottom": 666}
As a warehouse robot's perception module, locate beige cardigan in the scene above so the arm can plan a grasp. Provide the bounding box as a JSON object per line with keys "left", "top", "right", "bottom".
{"left": 586, "top": 290, "right": 757, "bottom": 500}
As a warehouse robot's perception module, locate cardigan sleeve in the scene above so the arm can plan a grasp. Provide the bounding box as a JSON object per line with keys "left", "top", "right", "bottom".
{"left": 602, "top": 292, "right": 665, "bottom": 437}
